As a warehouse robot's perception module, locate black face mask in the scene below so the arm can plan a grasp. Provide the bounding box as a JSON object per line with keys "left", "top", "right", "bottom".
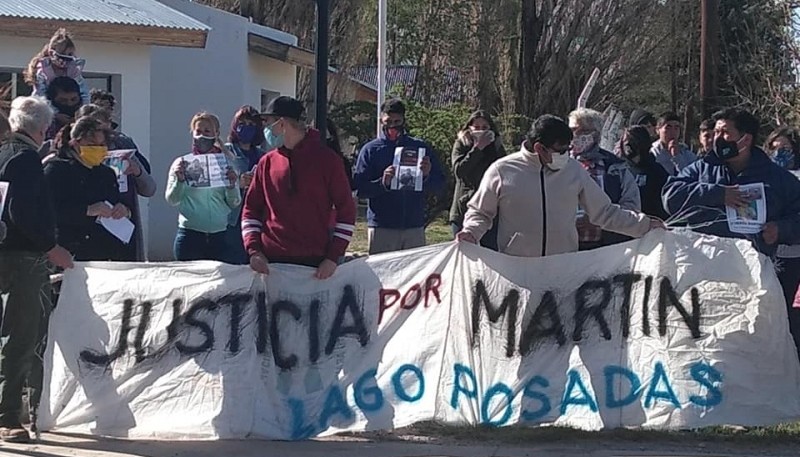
{"left": 713, "top": 135, "right": 743, "bottom": 161}
{"left": 53, "top": 101, "right": 80, "bottom": 118}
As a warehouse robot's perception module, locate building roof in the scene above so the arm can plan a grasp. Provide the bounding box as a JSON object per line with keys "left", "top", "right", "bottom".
{"left": 351, "top": 65, "right": 465, "bottom": 108}
{"left": 0, "top": 0, "right": 208, "bottom": 30}
{"left": 0, "top": 0, "right": 208, "bottom": 48}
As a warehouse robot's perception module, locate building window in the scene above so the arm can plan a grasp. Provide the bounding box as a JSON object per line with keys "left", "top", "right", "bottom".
{"left": 0, "top": 68, "right": 113, "bottom": 100}
{"left": 261, "top": 89, "right": 280, "bottom": 112}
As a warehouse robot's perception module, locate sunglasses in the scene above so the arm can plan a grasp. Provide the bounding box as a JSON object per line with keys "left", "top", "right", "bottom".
{"left": 52, "top": 51, "right": 76, "bottom": 62}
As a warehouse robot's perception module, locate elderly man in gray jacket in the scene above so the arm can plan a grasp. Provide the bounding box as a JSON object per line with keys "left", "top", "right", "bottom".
{"left": 569, "top": 108, "right": 643, "bottom": 251}
{"left": 457, "top": 115, "right": 662, "bottom": 258}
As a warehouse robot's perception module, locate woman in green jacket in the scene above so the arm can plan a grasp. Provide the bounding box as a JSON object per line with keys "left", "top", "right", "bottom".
{"left": 165, "top": 112, "right": 240, "bottom": 262}
{"left": 449, "top": 110, "right": 505, "bottom": 250}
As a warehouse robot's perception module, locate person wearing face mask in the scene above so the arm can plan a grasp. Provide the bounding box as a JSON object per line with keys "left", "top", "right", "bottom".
{"left": 765, "top": 127, "right": 800, "bottom": 171}
{"left": 77, "top": 104, "right": 156, "bottom": 261}
{"left": 166, "top": 112, "right": 240, "bottom": 262}
{"left": 353, "top": 99, "right": 446, "bottom": 254}
{"left": 242, "top": 96, "right": 355, "bottom": 279}
{"left": 650, "top": 112, "right": 697, "bottom": 176}
{"left": 457, "top": 115, "right": 661, "bottom": 258}
{"left": 0, "top": 96, "right": 73, "bottom": 443}
{"left": 763, "top": 127, "right": 800, "bottom": 347}
{"left": 43, "top": 76, "right": 83, "bottom": 143}
{"left": 619, "top": 126, "right": 670, "bottom": 221}
{"left": 663, "top": 108, "right": 800, "bottom": 356}
{"left": 449, "top": 110, "right": 505, "bottom": 250}
{"left": 43, "top": 116, "right": 129, "bottom": 261}
{"left": 224, "top": 106, "right": 266, "bottom": 264}
{"left": 569, "top": 108, "right": 642, "bottom": 251}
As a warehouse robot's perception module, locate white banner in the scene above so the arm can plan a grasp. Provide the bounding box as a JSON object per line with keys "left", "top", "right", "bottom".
{"left": 40, "top": 230, "right": 800, "bottom": 439}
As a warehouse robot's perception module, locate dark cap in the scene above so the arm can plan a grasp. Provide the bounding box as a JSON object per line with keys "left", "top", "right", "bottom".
{"left": 261, "top": 96, "right": 304, "bottom": 121}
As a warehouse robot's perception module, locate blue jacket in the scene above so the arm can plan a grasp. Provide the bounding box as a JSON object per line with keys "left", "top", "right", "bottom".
{"left": 354, "top": 132, "right": 445, "bottom": 229}
{"left": 662, "top": 147, "right": 800, "bottom": 255}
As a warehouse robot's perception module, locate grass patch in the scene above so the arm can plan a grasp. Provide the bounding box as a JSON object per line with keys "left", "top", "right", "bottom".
{"left": 348, "top": 208, "right": 452, "bottom": 254}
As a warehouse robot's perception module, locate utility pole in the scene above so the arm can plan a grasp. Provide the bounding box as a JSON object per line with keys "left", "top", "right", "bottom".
{"left": 700, "top": 0, "right": 719, "bottom": 118}
{"left": 377, "top": 0, "right": 387, "bottom": 135}
{"left": 314, "top": 0, "right": 330, "bottom": 135}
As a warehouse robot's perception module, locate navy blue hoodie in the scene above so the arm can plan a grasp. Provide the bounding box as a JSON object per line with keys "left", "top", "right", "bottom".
{"left": 662, "top": 147, "right": 800, "bottom": 255}
{"left": 354, "top": 132, "right": 445, "bottom": 229}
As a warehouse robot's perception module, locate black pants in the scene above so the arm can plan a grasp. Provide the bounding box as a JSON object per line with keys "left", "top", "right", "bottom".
{"left": 776, "top": 256, "right": 800, "bottom": 359}
{"left": 0, "top": 252, "right": 51, "bottom": 426}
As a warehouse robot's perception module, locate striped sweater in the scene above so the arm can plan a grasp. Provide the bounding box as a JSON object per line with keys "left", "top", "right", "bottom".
{"left": 241, "top": 129, "right": 356, "bottom": 263}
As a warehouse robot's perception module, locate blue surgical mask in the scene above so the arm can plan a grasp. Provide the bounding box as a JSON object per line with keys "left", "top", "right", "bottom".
{"left": 236, "top": 124, "right": 258, "bottom": 144}
{"left": 263, "top": 120, "right": 285, "bottom": 150}
{"left": 772, "top": 147, "right": 795, "bottom": 169}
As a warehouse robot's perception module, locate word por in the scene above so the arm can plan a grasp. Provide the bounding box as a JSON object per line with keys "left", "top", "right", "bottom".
{"left": 379, "top": 273, "right": 442, "bottom": 324}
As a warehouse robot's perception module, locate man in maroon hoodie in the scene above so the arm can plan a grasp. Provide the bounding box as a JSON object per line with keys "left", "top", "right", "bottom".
{"left": 242, "top": 96, "right": 356, "bottom": 279}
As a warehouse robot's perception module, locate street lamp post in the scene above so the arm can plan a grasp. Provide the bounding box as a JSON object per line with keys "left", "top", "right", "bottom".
{"left": 377, "top": 0, "right": 387, "bottom": 135}
{"left": 315, "top": 0, "right": 330, "bottom": 135}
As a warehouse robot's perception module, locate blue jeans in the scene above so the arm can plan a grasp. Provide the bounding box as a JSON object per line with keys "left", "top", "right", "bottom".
{"left": 224, "top": 224, "right": 249, "bottom": 265}
{"left": 173, "top": 227, "right": 229, "bottom": 262}
{"left": 451, "top": 222, "right": 499, "bottom": 251}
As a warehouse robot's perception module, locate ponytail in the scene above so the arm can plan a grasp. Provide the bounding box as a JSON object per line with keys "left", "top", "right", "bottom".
{"left": 54, "top": 122, "right": 74, "bottom": 157}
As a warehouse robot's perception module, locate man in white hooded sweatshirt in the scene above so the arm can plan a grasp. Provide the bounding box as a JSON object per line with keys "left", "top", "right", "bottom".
{"left": 457, "top": 115, "right": 663, "bottom": 257}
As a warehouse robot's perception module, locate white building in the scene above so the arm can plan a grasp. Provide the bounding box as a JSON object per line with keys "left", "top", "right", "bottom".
{"left": 0, "top": 0, "right": 303, "bottom": 259}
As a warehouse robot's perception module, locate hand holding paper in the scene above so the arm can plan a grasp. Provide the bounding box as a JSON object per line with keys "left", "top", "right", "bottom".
{"left": 96, "top": 201, "right": 135, "bottom": 244}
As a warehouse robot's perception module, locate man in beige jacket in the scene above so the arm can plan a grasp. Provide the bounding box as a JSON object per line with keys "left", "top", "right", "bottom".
{"left": 457, "top": 115, "right": 663, "bottom": 257}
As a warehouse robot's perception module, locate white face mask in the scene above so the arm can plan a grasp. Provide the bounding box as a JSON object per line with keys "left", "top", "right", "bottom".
{"left": 548, "top": 151, "right": 570, "bottom": 170}
{"left": 471, "top": 129, "right": 494, "bottom": 142}
{"left": 571, "top": 134, "right": 595, "bottom": 155}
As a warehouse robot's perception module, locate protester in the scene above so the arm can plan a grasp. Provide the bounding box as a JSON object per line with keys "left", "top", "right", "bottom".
{"left": 619, "top": 126, "right": 669, "bottom": 220}
{"left": 457, "top": 115, "right": 662, "bottom": 257}
{"left": 43, "top": 76, "right": 82, "bottom": 142}
{"left": 763, "top": 127, "right": 800, "bottom": 336}
{"left": 0, "top": 96, "right": 73, "bottom": 443}
{"left": 24, "top": 28, "right": 89, "bottom": 106}
{"left": 697, "top": 119, "right": 714, "bottom": 158}
{"left": 629, "top": 108, "right": 657, "bottom": 140}
{"left": 569, "top": 108, "right": 641, "bottom": 250}
{"left": 76, "top": 104, "right": 156, "bottom": 261}
{"left": 449, "top": 110, "right": 505, "bottom": 250}
{"left": 43, "top": 116, "right": 130, "bottom": 261}
{"left": 89, "top": 88, "right": 115, "bottom": 115}
{"left": 242, "top": 96, "right": 355, "bottom": 278}
{"left": 765, "top": 127, "right": 800, "bottom": 171}
{"left": 166, "top": 112, "right": 240, "bottom": 262}
{"left": 354, "top": 99, "right": 445, "bottom": 254}
{"left": 650, "top": 111, "right": 697, "bottom": 175}
{"left": 662, "top": 108, "right": 800, "bottom": 355}
{"left": 224, "top": 105, "right": 265, "bottom": 264}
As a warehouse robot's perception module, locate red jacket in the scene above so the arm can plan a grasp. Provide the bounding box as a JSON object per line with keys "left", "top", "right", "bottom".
{"left": 241, "top": 129, "right": 355, "bottom": 263}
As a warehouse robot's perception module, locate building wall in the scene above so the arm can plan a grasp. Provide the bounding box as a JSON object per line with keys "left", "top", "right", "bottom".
{"left": 148, "top": 0, "right": 297, "bottom": 260}
{"left": 0, "top": 35, "right": 153, "bottom": 251}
